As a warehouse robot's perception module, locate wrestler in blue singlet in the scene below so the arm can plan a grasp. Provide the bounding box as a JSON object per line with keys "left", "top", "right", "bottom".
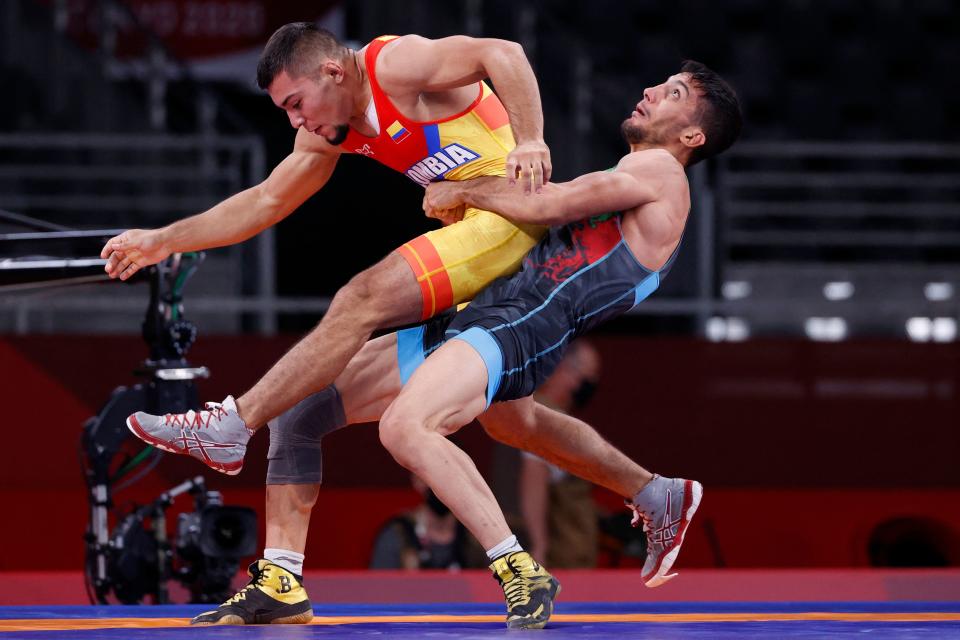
{"left": 398, "top": 210, "right": 682, "bottom": 405}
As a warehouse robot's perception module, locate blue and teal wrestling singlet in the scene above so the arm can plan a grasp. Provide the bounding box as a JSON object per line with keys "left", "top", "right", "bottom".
{"left": 397, "top": 212, "right": 681, "bottom": 406}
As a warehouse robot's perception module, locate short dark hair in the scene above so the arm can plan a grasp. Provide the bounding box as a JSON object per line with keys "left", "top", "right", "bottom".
{"left": 256, "top": 22, "right": 347, "bottom": 90}
{"left": 680, "top": 60, "right": 742, "bottom": 166}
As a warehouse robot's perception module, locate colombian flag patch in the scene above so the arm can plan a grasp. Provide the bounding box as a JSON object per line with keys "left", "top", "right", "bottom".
{"left": 387, "top": 120, "right": 411, "bottom": 143}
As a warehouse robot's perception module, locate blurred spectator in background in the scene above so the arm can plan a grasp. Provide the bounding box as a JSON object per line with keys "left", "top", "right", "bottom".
{"left": 519, "top": 341, "right": 602, "bottom": 568}
{"left": 370, "top": 474, "right": 468, "bottom": 570}
{"left": 869, "top": 517, "right": 960, "bottom": 568}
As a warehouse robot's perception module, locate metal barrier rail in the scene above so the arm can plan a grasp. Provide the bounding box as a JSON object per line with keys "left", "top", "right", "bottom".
{"left": 0, "top": 132, "right": 273, "bottom": 333}
{"left": 3, "top": 140, "right": 958, "bottom": 339}
{"left": 713, "top": 140, "right": 960, "bottom": 338}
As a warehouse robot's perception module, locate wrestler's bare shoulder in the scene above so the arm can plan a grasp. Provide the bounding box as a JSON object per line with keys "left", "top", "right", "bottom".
{"left": 618, "top": 148, "right": 684, "bottom": 179}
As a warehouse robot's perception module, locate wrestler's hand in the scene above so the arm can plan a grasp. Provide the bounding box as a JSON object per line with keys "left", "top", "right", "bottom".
{"left": 422, "top": 186, "right": 466, "bottom": 226}
{"left": 100, "top": 228, "right": 171, "bottom": 281}
{"left": 426, "top": 205, "right": 465, "bottom": 226}
{"left": 424, "top": 181, "right": 467, "bottom": 225}
{"left": 506, "top": 140, "right": 552, "bottom": 194}
{"left": 424, "top": 181, "right": 466, "bottom": 210}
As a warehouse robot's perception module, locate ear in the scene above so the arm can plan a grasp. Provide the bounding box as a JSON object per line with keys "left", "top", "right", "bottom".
{"left": 680, "top": 126, "right": 705, "bottom": 150}
{"left": 320, "top": 60, "right": 345, "bottom": 83}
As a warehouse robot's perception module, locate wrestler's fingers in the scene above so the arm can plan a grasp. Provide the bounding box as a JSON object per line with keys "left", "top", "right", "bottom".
{"left": 506, "top": 156, "right": 519, "bottom": 184}
{"left": 423, "top": 203, "right": 445, "bottom": 221}
{"left": 116, "top": 255, "right": 134, "bottom": 274}
{"left": 531, "top": 162, "right": 544, "bottom": 194}
{"left": 103, "top": 229, "right": 139, "bottom": 258}
{"left": 100, "top": 237, "right": 120, "bottom": 260}
{"left": 104, "top": 252, "right": 123, "bottom": 275}
{"left": 520, "top": 159, "right": 536, "bottom": 195}
{"left": 119, "top": 261, "right": 140, "bottom": 281}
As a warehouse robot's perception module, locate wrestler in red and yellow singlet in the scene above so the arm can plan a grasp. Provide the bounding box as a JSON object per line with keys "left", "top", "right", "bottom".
{"left": 340, "top": 35, "right": 546, "bottom": 319}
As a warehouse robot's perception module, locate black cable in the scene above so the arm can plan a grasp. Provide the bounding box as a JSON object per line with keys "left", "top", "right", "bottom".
{"left": 0, "top": 208, "right": 72, "bottom": 232}
{"left": 79, "top": 429, "right": 101, "bottom": 604}
{"left": 112, "top": 449, "right": 164, "bottom": 494}
{"left": 83, "top": 549, "right": 98, "bottom": 605}
{"left": 111, "top": 448, "right": 152, "bottom": 484}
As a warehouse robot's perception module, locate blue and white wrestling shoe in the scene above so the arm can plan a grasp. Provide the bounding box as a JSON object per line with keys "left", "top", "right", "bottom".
{"left": 626, "top": 475, "right": 704, "bottom": 587}
{"left": 126, "top": 396, "right": 253, "bottom": 475}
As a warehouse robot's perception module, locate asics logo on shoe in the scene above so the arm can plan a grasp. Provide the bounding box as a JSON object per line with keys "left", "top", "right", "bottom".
{"left": 173, "top": 430, "right": 239, "bottom": 466}
{"left": 176, "top": 430, "right": 238, "bottom": 453}
{"left": 649, "top": 489, "right": 682, "bottom": 546}
{"left": 175, "top": 431, "right": 238, "bottom": 451}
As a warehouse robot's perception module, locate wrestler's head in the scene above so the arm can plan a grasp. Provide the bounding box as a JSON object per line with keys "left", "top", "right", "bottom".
{"left": 621, "top": 60, "right": 742, "bottom": 166}
{"left": 258, "top": 22, "right": 353, "bottom": 145}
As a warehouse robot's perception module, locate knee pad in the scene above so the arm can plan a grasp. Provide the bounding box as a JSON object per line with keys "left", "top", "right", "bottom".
{"left": 266, "top": 386, "right": 346, "bottom": 485}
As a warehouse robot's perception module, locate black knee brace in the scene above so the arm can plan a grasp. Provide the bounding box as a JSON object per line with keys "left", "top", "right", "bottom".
{"left": 266, "top": 386, "right": 347, "bottom": 485}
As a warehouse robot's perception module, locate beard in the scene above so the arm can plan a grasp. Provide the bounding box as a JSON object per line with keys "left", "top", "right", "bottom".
{"left": 325, "top": 124, "right": 350, "bottom": 146}
{"left": 621, "top": 117, "right": 683, "bottom": 147}
{"left": 620, "top": 118, "right": 647, "bottom": 144}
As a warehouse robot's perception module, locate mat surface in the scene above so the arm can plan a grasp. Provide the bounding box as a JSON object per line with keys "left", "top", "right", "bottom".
{"left": 3, "top": 602, "right": 960, "bottom": 639}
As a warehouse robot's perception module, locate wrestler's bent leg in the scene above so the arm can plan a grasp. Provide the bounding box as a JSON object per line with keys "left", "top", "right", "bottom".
{"left": 480, "top": 397, "right": 702, "bottom": 588}
{"left": 128, "top": 212, "right": 542, "bottom": 471}
{"left": 378, "top": 339, "right": 559, "bottom": 629}
{"left": 479, "top": 397, "right": 653, "bottom": 498}
{"left": 239, "top": 253, "right": 420, "bottom": 428}
{"left": 194, "top": 335, "right": 404, "bottom": 625}
{"left": 240, "top": 210, "right": 542, "bottom": 429}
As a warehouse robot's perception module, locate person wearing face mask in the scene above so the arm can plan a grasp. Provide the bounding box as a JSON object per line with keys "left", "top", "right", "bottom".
{"left": 370, "top": 475, "right": 469, "bottom": 570}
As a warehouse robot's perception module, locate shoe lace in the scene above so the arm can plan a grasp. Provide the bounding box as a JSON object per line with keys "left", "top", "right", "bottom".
{"left": 163, "top": 403, "right": 228, "bottom": 431}
{"left": 626, "top": 502, "right": 656, "bottom": 549}
{"left": 628, "top": 500, "right": 679, "bottom": 550}
{"left": 499, "top": 559, "right": 531, "bottom": 609}
{"left": 626, "top": 501, "right": 651, "bottom": 529}
{"left": 223, "top": 565, "right": 269, "bottom": 605}
{"left": 626, "top": 501, "right": 659, "bottom": 550}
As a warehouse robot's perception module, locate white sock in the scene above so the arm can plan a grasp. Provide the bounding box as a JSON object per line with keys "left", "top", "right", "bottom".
{"left": 264, "top": 548, "right": 304, "bottom": 576}
{"left": 485, "top": 534, "right": 523, "bottom": 561}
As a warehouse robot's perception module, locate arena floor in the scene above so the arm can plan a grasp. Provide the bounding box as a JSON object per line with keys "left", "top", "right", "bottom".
{"left": 3, "top": 602, "right": 960, "bottom": 639}
{"left": 4, "top": 569, "right": 959, "bottom": 639}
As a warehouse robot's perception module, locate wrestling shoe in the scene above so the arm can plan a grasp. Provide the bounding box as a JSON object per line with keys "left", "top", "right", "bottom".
{"left": 626, "top": 475, "right": 703, "bottom": 587}
{"left": 126, "top": 396, "right": 252, "bottom": 475}
{"left": 191, "top": 559, "right": 313, "bottom": 625}
{"left": 489, "top": 551, "right": 561, "bottom": 629}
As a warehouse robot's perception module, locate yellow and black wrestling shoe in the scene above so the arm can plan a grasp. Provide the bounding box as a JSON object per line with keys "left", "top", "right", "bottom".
{"left": 489, "top": 551, "right": 561, "bottom": 629}
{"left": 191, "top": 559, "right": 313, "bottom": 625}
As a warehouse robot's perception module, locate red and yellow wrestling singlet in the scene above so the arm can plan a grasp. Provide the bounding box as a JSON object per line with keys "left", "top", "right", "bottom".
{"left": 340, "top": 36, "right": 545, "bottom": 319}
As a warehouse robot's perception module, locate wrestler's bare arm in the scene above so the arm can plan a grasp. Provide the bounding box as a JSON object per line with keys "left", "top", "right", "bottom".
{"left": 101, "top": 130, "right": 340, "bottom": 280}
{"left": 377, "top": 35, "right": 551, "bottom": 191}
{"left": 163, "top": 131, "right": 341, "bottom": 251}
{"left": 424, "top": 149, "right": 680, "bottom": 227}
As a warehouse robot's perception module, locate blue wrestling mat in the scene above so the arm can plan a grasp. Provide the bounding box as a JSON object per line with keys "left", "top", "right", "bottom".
{"left": 3, "top": 602, "right": 960, "bottom": 639}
